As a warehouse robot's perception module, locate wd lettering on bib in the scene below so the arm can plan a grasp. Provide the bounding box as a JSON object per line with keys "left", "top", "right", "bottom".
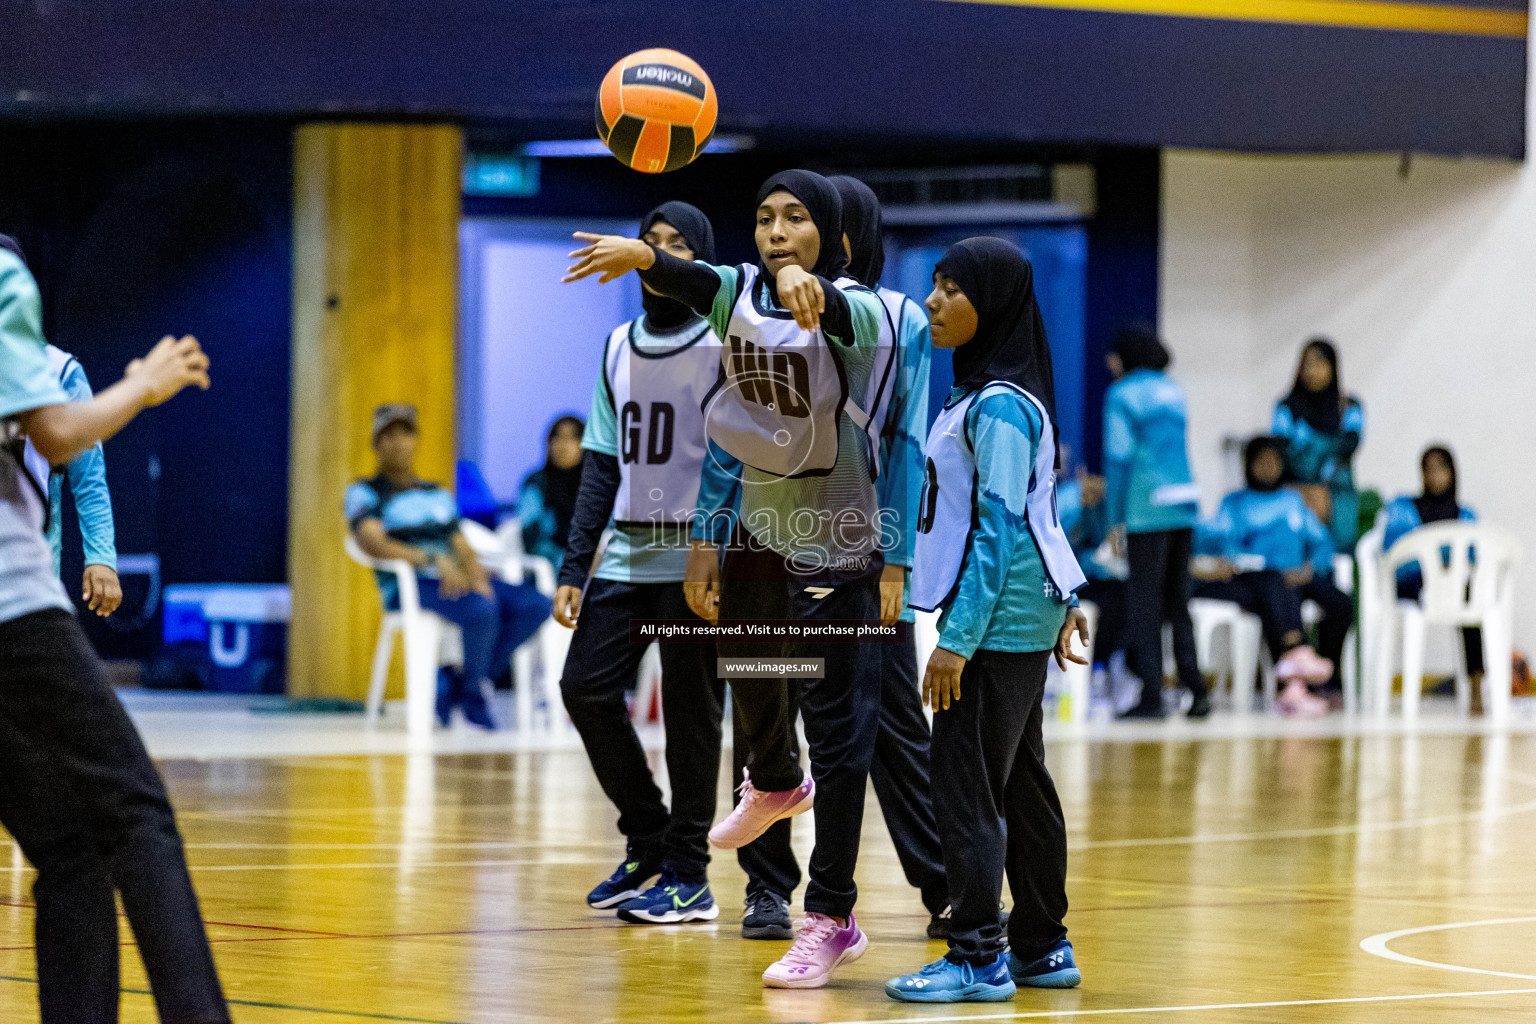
{"left": 727, "top": 336, "right": 811, "bottom": 418}
{"left": 621, "top": 64, "right": 707, "bottom": 99}
{"left": 702, "top": 264, "right": 897, "bottom": 480}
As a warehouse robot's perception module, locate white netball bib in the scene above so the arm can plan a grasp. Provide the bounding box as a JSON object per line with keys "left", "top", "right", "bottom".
{"left": 20, "top": 346, "right": 74, "bottom": 489}
{"left": 603, "top": 317, "right": 717, "bottom": 527}
{"left": 912, "top": 382, "right": 1086, "bottom": 612}
{"left": 701, "top": 264, "right": 882, "bottom": 479}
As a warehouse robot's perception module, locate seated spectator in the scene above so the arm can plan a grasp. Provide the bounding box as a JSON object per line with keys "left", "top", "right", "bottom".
{"left": 518, "top": 414, "right": 584, "bottom": 571}
{"left": 1384, "top": 445, "right": 1484, "bottom": 715}
{"left": 347, "top": 404, "right": 551, "bottom": 729}
{"left": 1058, "top": 448, "right": 1123, "bottom": 667}
{"left": 1193, "top": 436, "right": 1353, "bottom": 717}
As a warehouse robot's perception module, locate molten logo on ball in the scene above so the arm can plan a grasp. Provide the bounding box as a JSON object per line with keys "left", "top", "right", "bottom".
{"left": 596, "top": 48, "right": 717, "bottom": 174}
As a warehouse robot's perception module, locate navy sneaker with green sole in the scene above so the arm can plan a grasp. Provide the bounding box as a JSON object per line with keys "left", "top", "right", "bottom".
{"left": 616, "top": 876, "right": 720, "bottom": 924}
{"left": 586, "top": 851, "right": 661, "bottom": 909}
{"left": 886, "top": 953, "right": 1015, "bottom": 1003}
{"left": 1008, "top": 939, "right": 1082, "bottom": 988}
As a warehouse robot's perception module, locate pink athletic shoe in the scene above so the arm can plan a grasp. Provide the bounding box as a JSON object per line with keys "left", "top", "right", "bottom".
{"left": 1277, "top": 680, "right": 1329, "bottom": 718}
{"left": 762, "top": 912, "right": 868, "bottom": 989}
{"left": 1276, "top": 644, "right": 1333, "bottom": 685}
{"left": 708, "top": 769, "right": 814, "bottom": 850}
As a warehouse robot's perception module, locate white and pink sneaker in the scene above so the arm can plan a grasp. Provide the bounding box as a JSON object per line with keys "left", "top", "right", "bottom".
{"left": 708, "top": 769, "right": 814, "bottom": 850}
{"left": 1277, "top": 679, "right": 1329, "bottom": 718}
{"left": 762, "top": 912, "right": 867, "bottom": 989}
{"left": 1276, "top": 644, "right": 1334, "bottom": 686}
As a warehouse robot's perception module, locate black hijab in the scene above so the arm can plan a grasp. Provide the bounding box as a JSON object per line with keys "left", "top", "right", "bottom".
{"left": 1244, "top": 436, "right": 1287, "bottom": 493}
{"left": 1415, "top": 445, "right": 1461, "bottom": 524}
{"left": 0, "top": 233, "right": 24, "bottom": 266}
{"left": 754, "top": 170, "right": 847, "bottom": 283}
{"left": 538, "top": 415, "right": 584, "bottom": 547}
{"left": 936, "top": 237, "right": 1057, "bottom": 426}
{"left": 1112, "top": 322, "right": 1171, "bottom": 373}
{"left": 639, "top": 201, "right": 716, "bottom": 330}
{"left": 829, "top": 175, "right": 884, "bottom": 287}
{"left": 1282, "top": 337, "right": 1344, "bottom": 434}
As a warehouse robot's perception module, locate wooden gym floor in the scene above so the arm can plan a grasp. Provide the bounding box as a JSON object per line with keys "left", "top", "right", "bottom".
{"left": 5, "top": 707, "right": 1536, "bottom": 1022}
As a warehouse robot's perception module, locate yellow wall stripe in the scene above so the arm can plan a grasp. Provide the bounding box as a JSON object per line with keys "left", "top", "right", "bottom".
{"left": 938, "top": 0, "right": 1528, "bottom": 37}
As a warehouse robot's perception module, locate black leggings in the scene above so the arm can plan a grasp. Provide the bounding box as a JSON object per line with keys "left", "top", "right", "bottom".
{"left": 0, "top": 610, "right": 228, "bottom": 1024}
{"left": 1124, "top": 528, "right": 1204, "bottom": 712}
{"left": 1196, "top": 569, "right": 1355, "bottom": 685}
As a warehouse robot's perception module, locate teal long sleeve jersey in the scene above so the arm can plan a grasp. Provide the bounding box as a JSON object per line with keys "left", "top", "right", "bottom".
{"left": 1103, "top": 368, "right": 1200, "bottom": 535}
{"left": 934, "top": 386, "right": 1074, "bottom": 660}
{"left": 875, "top": 291, "right": 931, "bottom": 623}
{"left": 45, "top": 351, "right": 117, "bottom": 576}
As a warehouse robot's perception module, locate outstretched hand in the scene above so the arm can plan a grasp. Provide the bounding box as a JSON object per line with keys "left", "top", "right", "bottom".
{"left": 563, "top": 233, "right": 656, "bottom": 285}
{"left": 126, "top": 335, "right": 210, "bottom": 408}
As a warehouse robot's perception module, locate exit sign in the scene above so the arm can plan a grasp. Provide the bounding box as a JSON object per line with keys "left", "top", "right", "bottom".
{"left": 464, "top": 154, "right": 540, "bottom": 197}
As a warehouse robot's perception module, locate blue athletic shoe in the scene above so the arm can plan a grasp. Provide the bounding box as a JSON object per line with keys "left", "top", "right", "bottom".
{"left": 1008, "top": 939, "right": 1082, "bottom": 988}
{"left": 886, "top": 953, "right": 1015, "bottom": 1003}
{"left": 460, "top": 677, "right": 497, "bottom": 731}
{"left": 435, "top": 668, "right": 460, "bottom": 728}
{"left": 616, "top": 875, "right": 721, "bottom": 924}
{"left": 586, "top": 848, "right": 661, "bottom": 909}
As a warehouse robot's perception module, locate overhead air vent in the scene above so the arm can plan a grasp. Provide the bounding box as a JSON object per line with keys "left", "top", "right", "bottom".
{"left": 841, "top": 164, "right": 1095, "bottom": 225}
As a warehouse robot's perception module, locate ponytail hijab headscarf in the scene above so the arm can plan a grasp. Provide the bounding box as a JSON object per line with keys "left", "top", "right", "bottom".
{"left": 1111, "top": 322, "right": 1171, "bottom": 373}
{"left": 935, "top": 236, "right": 1058, "bottom": 428}
{"left": 753, "top": 170, "right": 848, "bottom": 291}
{"left": 639, "top": 201, "right": 716, "bottom": 330}
{"left": 1244, "top": 436, "right": 1287, "bottom": 493}
{"left": 1283, "top": 336, "right": 1344, "bottom": 434}
{"left": 0, "top": 234, "right": 24, "bottom": 266}
{"left": 1415, "top": 445, "right": 1461, "bottom": 524}
{"left": 828, "top": 175, "right": 884, "bottom": 288}
{"left": 539, "top": 415, "right": 585, "bottom": 548}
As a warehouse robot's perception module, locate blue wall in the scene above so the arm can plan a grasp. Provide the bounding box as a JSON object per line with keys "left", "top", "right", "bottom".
{"left": 0, "top": 122, "right": 293, "bottom": 658}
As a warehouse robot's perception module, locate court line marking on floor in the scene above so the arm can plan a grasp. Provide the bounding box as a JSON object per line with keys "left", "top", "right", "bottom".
{"left": 0, "top": 856, "right": 621, "bottom": 873}
{"left": 1360, "top": 916, "right": 1536, "bottom": 980}
{"left": 819, "top": 986, "right": 1536, "bottom": 1024}
{"left": 0, "top": 975, "right": 473, "bottom": 1024}
{"left": 1073, "top": 795, "right": 1536, "bottom": 849}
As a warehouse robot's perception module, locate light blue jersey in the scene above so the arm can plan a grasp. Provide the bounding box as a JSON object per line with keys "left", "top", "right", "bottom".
{"left": 1197, "top": 488, "right": 1334, "bottom": 575}
{"left": 1382, "top": 495, "right": 1476, "bottom": 590}
{"left": 0, "top": 250, "right": 72, "bottom": 623}
{"left": 345, "top": 476, "right": 460, "bottom": 610}
{"left": 1058, "top": 478, "right": 1113, "bottom": 582}
{"left": 1103, "top": 368, "right": 1200, "bottom": 535}
{"left": 43, "top": 350, "right": 116, "bottom": 576}
{"left": 1272, "top": 398, "right": 1364, "bottom": 549}
{"left": 933, "top": 387, "right": 1075, "bottom": 659}
{"left": 875, "top": 289, "right": 931, "bottom": 623}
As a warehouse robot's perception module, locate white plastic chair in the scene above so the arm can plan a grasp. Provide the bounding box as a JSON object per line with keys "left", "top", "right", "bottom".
{"left": 346, "top": 535, "right": 462, "bottom": 746}
{"left": 461, "top": 518, "right": 568, "bottom": 734}
{"left": 1356, "top": 522, "right": 1387, "bottom": 702}
{"left": 1190, "top": 598, "right": 1262, "bottom": 714}
{"left": 1192, "top": 549, "right": 1356, "bottom": 715}
{"left": 1373, "top": 522, "right": 1521, "bottom": 725}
